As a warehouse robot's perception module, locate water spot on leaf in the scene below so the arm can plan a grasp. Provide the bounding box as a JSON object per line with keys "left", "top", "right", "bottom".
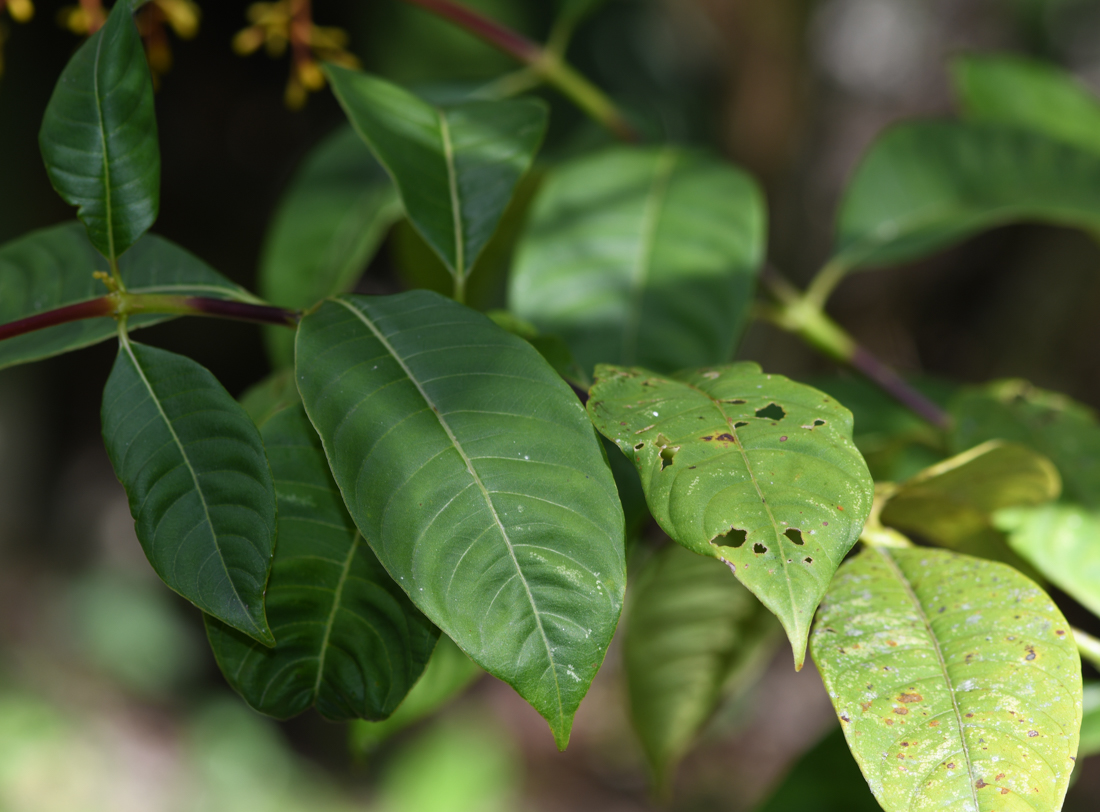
{"left": 755, "top": 403, "right": 786, "bottom": 421}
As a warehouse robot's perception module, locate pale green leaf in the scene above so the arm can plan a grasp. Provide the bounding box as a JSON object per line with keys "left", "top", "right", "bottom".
{"left": 206, "top": 406, "right": 437, "bottom": 719}
{"left": 812, "top": 546, "right": 1081, "bottom": 812}
{"left": 101, "top": 337, "right": 276, "bottom": 644}
{"left": 509, "top": 146, "right": 765, "bottom": 374}
{"left": 295, "top": 291, "right": 626, "bottom": 748}
{"left": 587, "top": 363, "right": 874, "bottom": 666}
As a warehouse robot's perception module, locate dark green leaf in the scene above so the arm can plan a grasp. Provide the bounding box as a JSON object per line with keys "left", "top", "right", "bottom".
{"left": 258, "top": 125, "right": 401, "bottom": 368}
{"left": 295, "top": 291, "right": 626, "bottom": 748}
{"left": 625, "top": 543, "right": 778, "bottom": 788}
{"left": 101, "top": 337, "right": 276, "bottom": 644}
{"left": 487, "top": 310, "right": 589, "bottom": 389}
{"left": 0, "top": 223, "right": 252, "bottom": 371}
{"left": 350, "top": 635, "right": 482, "bottom": 752}
{"left": 239, "top": 368, "right": 301, "bottom": 429}
{"left": 953, "top": 55, "right": 1100, "bottom": 155}
{"left": 812, "top": 546, "right": 1081, "bottom": 812}
{"left": 587, "top": 363, "right": 874, "bottom": 666}
{"left": 324, "top": 65, "right": 547, "bottom": 282}
{"left": 832, "top": 121, "right": 1100, "bottom": 274}
{"left": 39, "top": 0, "right": 158, "bottom": 260}
{"left": 754, "top": 725, "right": 882, "bottom": 812}
{"left": 510, "top": 146, "right": 765, "bottom": 374}
{"left": 206, "top": 406, "right": 437, "bottom": 720}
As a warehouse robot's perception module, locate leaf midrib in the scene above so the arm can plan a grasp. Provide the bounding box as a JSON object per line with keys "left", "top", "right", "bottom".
{"left": 92, "top": 23, "right": 116, "bottom": 262}
{"left": 331, "top": 297, "right": 565, "bottom": 725}
{"left": 438, "top": 112, "right": 464, "bottom": 278}
{"left": 312, "top": 532, "right": 362, "bottom": 699}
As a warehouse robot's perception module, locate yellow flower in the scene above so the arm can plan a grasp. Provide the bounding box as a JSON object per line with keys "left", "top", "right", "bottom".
{"left": 5, "top": 0, "right": 33, "bottom": 23}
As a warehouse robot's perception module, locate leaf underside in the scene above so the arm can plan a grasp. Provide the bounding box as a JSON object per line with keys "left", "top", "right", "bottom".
{"left": 324, "top": 65, "right": 548, "bottom": 279}
{"left": 0, "top": 223, "right": 249, "bottom": 371}
{"left": 509, "top": 145, "right": 765, "bottom": 375}
{"left": 587, "top": 362, "right": 874, "bottom": 667}
{"left": 101, "top": 338, "right": 276, "bottom": 644}
{"left": 812, "top": 546, "right": 1081, "bottom": 812}
{"left": 206, "top": 406, "right": 438, "bottom": 720}
{"left": 39, "top": 0, "right": 159, "bottom": 259}
{"left": 295, "top": 290, "right": 626, "bottom": 748}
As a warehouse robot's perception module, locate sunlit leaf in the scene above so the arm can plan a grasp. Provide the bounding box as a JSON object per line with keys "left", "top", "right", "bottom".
{"left": 39, "top": 0, "right": 158, "bottom": 260}
{"left": 625, "top": 543, "right": 778, "bottom": 788}
{"left": 258, "top": 125, "right": 401, "bottom": 368}
{"left": 0, "top": 223, "right": 250, "bottom": 371}
{"left": 101, "top": 337, "right": 276, "bottom": 644}
{"left": 587, "top": 363, "right": 874, "bottom": 667}
{"left": 953, "top": 54, "right": 1100, "bottom": 155}
{"left": 811, "top": 546, "right": 1081, "bottom": 812}
{"left": 324, "top": 65, "right": 547, "bottom": 284}
{"left": 831, "top": 121, "right": 1100, "bottom": 274}
{"left": 295, "top": 291, "right": 626, "bottom": 748}
{"left": 206, "top": 406, "right": 437, "bottom": 720}
{"left": 510, "top": 146, "right": 765, "bottom": 374}
{"left": 350, "top": 635, "right": 482, "bottom": 752}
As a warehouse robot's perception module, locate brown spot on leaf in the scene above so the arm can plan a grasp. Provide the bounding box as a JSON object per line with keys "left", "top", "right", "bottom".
{"left": 887, "top": 640, "right": 897, "bottom": 647}
{"left": 716, "top": 433, "right": 735, "bottom": 442}
{"left": 1028, "top": 730, "right": 1038, "bottom": 737}
{"left": 1001, "top": 788, "right": 1009, "bottom": 795}
{"left": 893, "top": 707, "right": 908, "bottom": 715}
{"left": 975, "top": 779, "right": 988, "bottom": 789}
{"left": 779, "top": 435, "right": 788, "bottom": 442}
{"left": 1025, "top": 645, "right": 1037, "bottom": 661}
{"left": 947, "top": 763, "right": 956, "bottom": 769}
{"left": 996, "top": 774, "right": 1005, "bottom": 780}
{"left": 898, "top": 693, "right": 922, "bottom": 703}
{"left": 1056, "top": 629, "right": 1065, "bottom": 636}
{"left": 861, "top": 701, "right": 873, "bottom": 712}
{"left": 702, "top": 435, "right": 713, "bottom": 441}
{"left": 929, "top": 721, "right": 940, "bottom": 727}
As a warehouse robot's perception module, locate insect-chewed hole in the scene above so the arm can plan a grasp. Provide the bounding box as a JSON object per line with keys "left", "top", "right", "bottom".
{"left": 804, "top": 557, "right": 813, "bottom": 564}
{"left": 656, "top": 434, "right": 677, "bottom": 470}
{"left": 633, "top": 442, "right": 645, "bottom": 451}
{"left": 755, "top": 403, "right": 786, "bottom": 421}
{"left": 813, "top": 419, "right": 826, "bottom": 427}
{"left": 734, "top": 421, "right": 749, "bottom": 428}
{"left": 753, "top": 543, "right": 768, "bottom": 555}
{"left": 785, "top": 528, "right": 805, "bottom": 546}
{"left": 724, "top": 399, "right": 747, "bottom": 405}
{"left": 716, "top": 527, "right": 747, "bottom": 548}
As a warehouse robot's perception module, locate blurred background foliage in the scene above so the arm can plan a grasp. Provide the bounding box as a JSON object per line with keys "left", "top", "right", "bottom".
{"left": 2, "top": 0, "right": 1100, "bottom": 809}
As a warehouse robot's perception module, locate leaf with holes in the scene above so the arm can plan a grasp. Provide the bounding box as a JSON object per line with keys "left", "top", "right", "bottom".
{"left": 811, "top": 546, "right": 1081, "bottom": 812}
{"left": 258, "top": 125, "right": 402, "bottom": 367}
{"left": 324, "top": 65, "right": 547, "bottom": 285}
{"left": 0, "top": 223, "right": 252, "bottom": 371}
{"left": 295, "top": 291, "right": 626, "bottom": 748}
{"left": 625, "top": 543, "right": 778, "bottom": 788}
{"left": 206, "top": 406, "right": 438, "bottom": 720}
{"left": 39, "top": 0, "right": 158, "bottom": 260}
{"left": 509, "top": 146, "right": 765, "bottom": 375}
{"left": 830, "top": 121, "right": 1100, "bottom": 275}
{"left": 101, "top": 337, "right": 277, "bottom": 644}
{"left": 953, "top": 54, "right": 1100, "bottom": 155}
{"left": 587, "top": 363, "right": 874, "bottom": 666}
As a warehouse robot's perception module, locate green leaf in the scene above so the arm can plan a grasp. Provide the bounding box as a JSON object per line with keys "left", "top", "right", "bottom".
{"left": 754, "top": 725, "right": 882, "bottom": 812}
{"left": 587, "top": 363, "right": 874, "bottom": 667}
{"left": 258, "top": 125, "right": 402, "bottom": 368}
{"left": 0, "top": 223, "right": 252, "bottom": 371}
{"left": 295, "top": 291, "right": 626, "bottom": 748}
{"left": 509, "top": 146, "right": 765, "bottom": 375}
{"left": 206, "top": 406, "right": 437, "bottom": 720}
{"left": 324, "top": 65, "right": 548, "bottom": 283}
{"left": 487, "top": 310, "right": 589, "bottom": 390}
{"left": 1080, "top": 682, "right": 1100, "bottom": 758}
{"left": 880, "top": 440, "right": 1061, "bottom": 548}
{"left": 625, "top": 543, "right": 778, "bottom": 788}
{"left": 952, "top": 55, "right": 1100, "bottom": 155}
{"left": 39, "top": 0, "right": 158, "bottom": 260}
{"left": 832, "top": 121, "right": 1100, "bottom": 274}
{"left": 238, "top": 368, "right": 301, "bottom": 429}
{"left": 951, "top": 380, "right": 1100, "bottom": 508}
{"left": 350, "top": 635, "right": 482, "bottom": 753}
{"left": 996, "top": 504, "right": 1100, "bottom": 621}
{"left": 811, "top": 546, "right": 1081, "bottom": 812}
{"left": 101, "top": 337, "right": 276, "bottom": 644}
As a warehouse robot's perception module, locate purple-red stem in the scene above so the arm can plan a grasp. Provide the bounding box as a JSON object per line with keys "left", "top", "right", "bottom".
{"left": 0, "top": 297, "right": 115, "bottom": 342}
{"left": 399, "top": 0, "right": 543, "bottom": 64}
{"left": 850, "top": 347, "right": 951, "bottom": 430}
{"left": 182, "top": 297, "right": 300, "bottom": 327}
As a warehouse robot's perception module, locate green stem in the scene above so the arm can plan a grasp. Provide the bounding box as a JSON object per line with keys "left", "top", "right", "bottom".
{"left": 397, "top": 0, "right": 639, "bottom": 142}
{"left": 1074, "top": 627, "right": 1100, "bottom": 671}
{"left": 804, "top": 258, "right": 849, "bottom": 310}
{"left": 453, "top": 273, "right": 466, "bottom": 305}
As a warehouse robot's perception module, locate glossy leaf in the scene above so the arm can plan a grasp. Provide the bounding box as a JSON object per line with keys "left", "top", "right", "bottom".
{"left": 258, "top": 125, "right": 402, "bottom": 367}
{"left": 206, "top": 406, "right": 437, "bottom": 720}
{"left": 101, "top": 337, "right": 276, "bottom": 644}
{"left": 625, "top": 543, "right": 778, "bottom": 787}
{"left": 510, "top": 146, "right": 765, "bottom": 374}
{"left": 812, "top": 546, "right": 1081, "bottom": 812}
{"left": 0, "top": 222, "right": 252, "bottom": 371}
{"left": 832, "top": 121, "right": 1100, "bottom": 274}
{"left": 350, "top": 635, "right": 482, "bottom": 752}
{"left": 295, "top": 291, "right": 626, "bottom": 748}
{"left": 755, "top": 725, "right": 882, "bottom": 812}
{"left": 880, "top": 440, "right": 1061, "bottom": 548}
{"left": 324, "top": 65, "right": 547, "bottom": 282}
{"left": 39, "top": 0, "right": 158, "bottom": 260}
{"left": 953, "top": 54, "right": 1100, "bottom": 155}
{"left": 996, "top": 504, "right": 1100, "bottom": 621}
{"left": 587, "top": 363, "right": 874, "bottom": 666}
{"left": 951, "top": 380, "right": 1100, "bottom": 508}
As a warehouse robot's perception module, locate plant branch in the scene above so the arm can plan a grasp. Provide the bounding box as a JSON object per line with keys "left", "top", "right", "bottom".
{"left": 759, "top": 266, "right": 952, "bottom": 431}
{"left": 1074, "top": 627, "right": 1100, "bottom": 671}
{"left": 397, "top": 0, "right": 639, "bottom": 142}
{"left": 0, "top": 293, "right": 299, "bottom": 343}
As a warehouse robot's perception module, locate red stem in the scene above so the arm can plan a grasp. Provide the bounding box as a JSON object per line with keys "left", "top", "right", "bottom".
{"left": 850, "top": 347, "right": 952, "bottom": 430}
{"left": 184, "top": 297, "right": 300, "bottom": 327}
{"left": 0, "top": 297, "right": 115, "bottom": 342}
{"left": 399, "top": 0, "right": 543, "bottom": 64}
